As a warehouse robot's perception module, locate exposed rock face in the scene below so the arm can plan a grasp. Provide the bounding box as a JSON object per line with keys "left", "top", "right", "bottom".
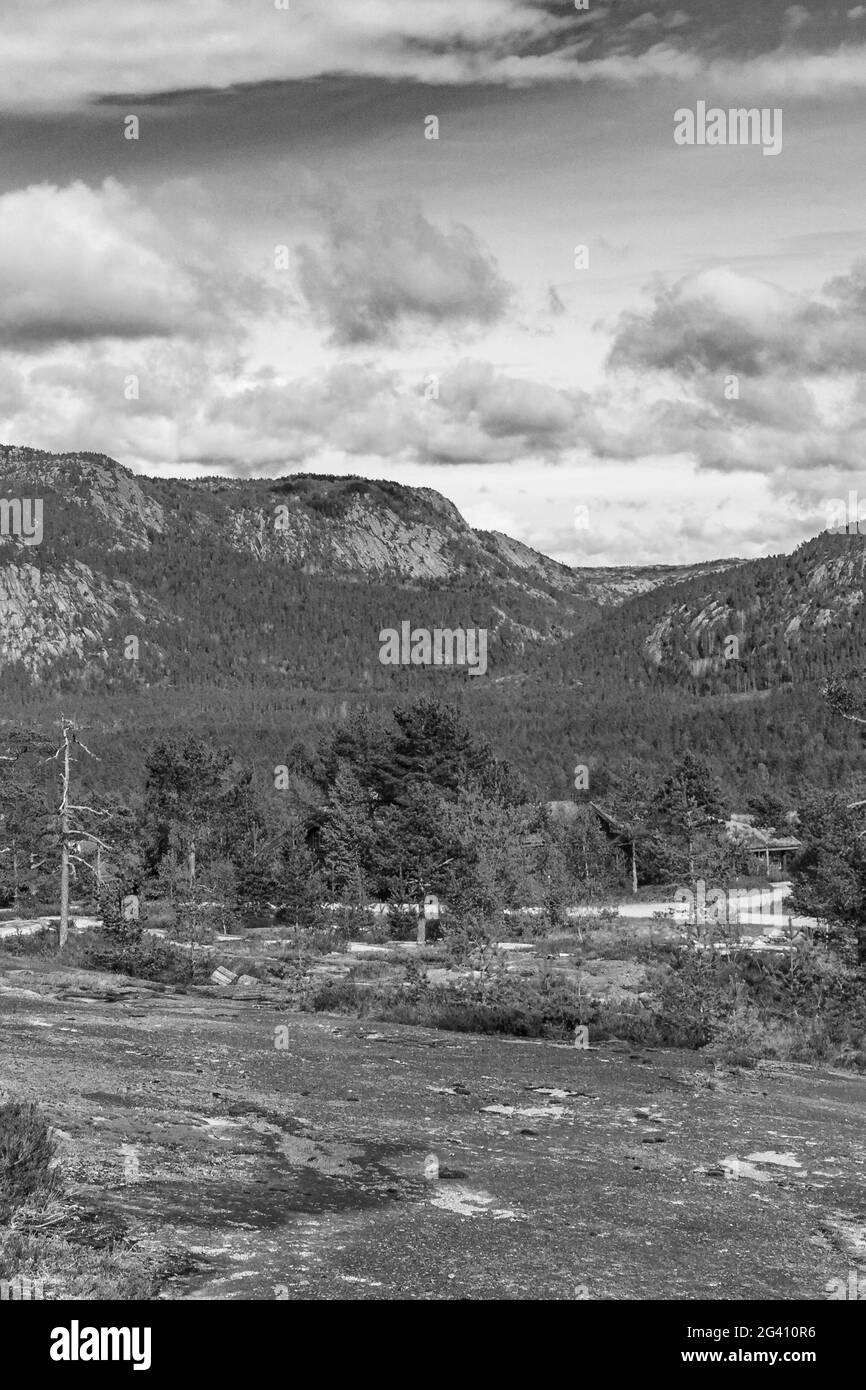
{"left": 0, "top": 446, "right": 164, "bottom": 552}
{"left": 226, "top": 496, "right": 465, "bottom": 580}
{"left": 0, "top": 559, "right": 166, "bottom": 674}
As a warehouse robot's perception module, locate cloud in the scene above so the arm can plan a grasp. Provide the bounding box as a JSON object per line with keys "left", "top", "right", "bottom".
{"left": 26, "top": 353, "right": 594, "bottom": 472}
{"left": 608, "top": 265, "right": 866, "bottom": 377}
{"left": 783, "top": 6, "right": 811, "bottom": 34}
{"left": 624, "top": 13, "right": 659, "bottom": 34}
{"left": 0, "top": 180, "right": 198, "bottom": 346}
{"left": 296, "top": 198, "right": 510, "bottom": 344}
{"left": 0, "top": 0, "right": 582, "bottom": 108}
{"left": 547, "top": 285, "right": 566, "bottom": 316}
{"left": 8, "top": 0, "right": 866, "bottom": 111}
{"left": 0, "top": 178, "right": 267, "bottom": 349}
{"left": 435, "top": 361, "right": 584, "bottom": 445}
{"left": 10, "top": 252, "right": 866, "bottom": 501}
{"left": 706, "top": 41, "right": 866, "bottom": 97}
{"left": 0, "top": 350, "right": 590, "bottom": 475}
{"left": 185, "top": 358, "right": 599, "bottom": 468}
{"left": 597, "top": 259, "right": 866, "bottom": 489}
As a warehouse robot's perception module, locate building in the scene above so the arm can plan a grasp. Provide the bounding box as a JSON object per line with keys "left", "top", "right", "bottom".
{"left": 726, "top": 816, "right": 802, "bottom": 879}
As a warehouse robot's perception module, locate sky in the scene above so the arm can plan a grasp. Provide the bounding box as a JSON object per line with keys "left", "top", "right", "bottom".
{"left": 3, "top": 0, "right": 866, "bottom": 565}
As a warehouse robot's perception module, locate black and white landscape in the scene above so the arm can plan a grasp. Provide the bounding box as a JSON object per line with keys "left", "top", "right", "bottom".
{"left": 0, "top": 0, "right": 864, "bottom": 1333}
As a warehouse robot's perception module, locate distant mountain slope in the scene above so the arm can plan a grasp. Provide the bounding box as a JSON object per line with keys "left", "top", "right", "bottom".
{"left": 477, "top": 530, "right": 746, "bottom": 606}
{"left": 612, "top": 532, "right": 866, "bottom": 695}
{"left": 3, "top": 444, "right": 866, "bottom": 807}
{"left": 0, "top": 445, "right": 742, "bottom": 688}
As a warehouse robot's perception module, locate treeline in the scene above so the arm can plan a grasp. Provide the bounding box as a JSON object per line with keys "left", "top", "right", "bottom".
{"left": 6, "top": 672, "right": 865, "bottom": 815}
{"left": 0, "top": 697, "right": 792, "bottom": 921}
{"left": 3, "top": 696, "right": 865, "bottom": 966}
{"left": 0, "top": 698, "right": 749, "bottom": 922}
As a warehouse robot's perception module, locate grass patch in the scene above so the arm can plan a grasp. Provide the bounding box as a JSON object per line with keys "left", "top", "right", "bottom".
{"left": 0, "top": 1198, "right": 197, "bottom": 1299}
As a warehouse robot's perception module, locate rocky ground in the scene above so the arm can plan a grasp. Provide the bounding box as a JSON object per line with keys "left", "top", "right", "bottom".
{"left": 1, "top": 955, "right": 864, "bottom": 1300}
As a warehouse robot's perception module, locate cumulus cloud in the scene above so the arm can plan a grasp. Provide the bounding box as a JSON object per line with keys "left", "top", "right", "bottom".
{"left": 296, "top": 199, "right": 510, "bottom": 344}
{"left": 608, "top": 265, "right": 866, "bottom": 377}
{"left": 433, "top": 361, "right": 588, "bottom": 448}
{"left": 185, "top": 358, "right": 600, "bottom": 469}
{"left": 9, "top": 251, "right": 866, "bottom": 502}
{"left": 0, "top": 180, "right": 199, "bottom": 346}
{"left": 0, "top": 178, "right": 268, "bottom": 348}
{"left": 595, "top": 267, "right": 866, "bottom": 489}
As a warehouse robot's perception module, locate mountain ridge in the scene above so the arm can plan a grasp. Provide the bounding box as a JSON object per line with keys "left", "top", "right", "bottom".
{"left": 3, "top": 444, "right": 865, "bottom": 807}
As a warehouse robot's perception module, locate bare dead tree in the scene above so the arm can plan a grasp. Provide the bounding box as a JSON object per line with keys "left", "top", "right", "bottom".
{"left": 50, "top": 718, "right": 110, "bottom": 949}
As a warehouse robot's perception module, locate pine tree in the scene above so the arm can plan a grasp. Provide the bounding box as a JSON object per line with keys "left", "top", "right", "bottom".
{"left": 606, "top": 757, "right": 653, "bottom": 893}
{"left": 320, "top": 761, "right": 374, "bottom": 898}
{"left": 650, "top": 749, "right": 724, "bottom": 886}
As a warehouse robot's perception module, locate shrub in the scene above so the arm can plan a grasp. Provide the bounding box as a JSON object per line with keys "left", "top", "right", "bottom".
{"left": 0, "top": 1102, "right": 58, "bottom": 1219}
{"left": 77, "top": 930, "right": 213, "bottom": 986}
{"left": 0, "top": 927, "right": 57, "bottom": 958}
{"left": 307, "top": 977, "right": 361, "bottom": 1013}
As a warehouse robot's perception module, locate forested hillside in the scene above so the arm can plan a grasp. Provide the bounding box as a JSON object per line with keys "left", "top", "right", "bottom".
{"left": 2, "top": 446, "right": 866, "bottom": 807}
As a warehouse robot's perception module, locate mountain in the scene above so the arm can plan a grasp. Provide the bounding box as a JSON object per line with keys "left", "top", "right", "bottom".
{"left": 642, "top": 532, "right": 866, "bottom": 693}
{"left": 0, "top": 444, "right": 742, "bottom": 685}
{"left": 572, "top": 530, "right": 866, "bottom": 696}
{"left": 2, "top": 444, "right": 865, "bottom": 806}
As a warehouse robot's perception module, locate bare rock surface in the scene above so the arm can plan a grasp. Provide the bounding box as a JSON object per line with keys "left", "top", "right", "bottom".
{"left": 0, "top": 968, "right": 863, "bottom": 1300}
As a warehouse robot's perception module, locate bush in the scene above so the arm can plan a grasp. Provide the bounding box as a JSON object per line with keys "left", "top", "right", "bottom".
{"left": 97, "top": 883, "right": 143, "bottom": 943}
{"left": 279, "top": 919, "right": 352, "bottom": 955}
{"left": 0, "top": 927, "right": 58, "bottom": 958}
{"left": 0, "top": 1102, "right": 58, "bottom": 1219}
{"left": 653, "top": 945, "right": 866, "bottom": 1065}
{"left": 297, "top": 929, "right": 866, "bottom": 1064}
{"left": 653, "top": 950, "right": 734, "bottom": 1048}
{"left": 77, "top": 930, "right": 213, "bottom": 986}
{"left": 307, "top": 977, "right": 361, "bottom": 1013}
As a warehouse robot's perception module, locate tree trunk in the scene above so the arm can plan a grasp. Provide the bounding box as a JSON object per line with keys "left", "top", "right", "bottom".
{"left": 59, "top": 831, "right": 69, "bottom": 948}
{"left": 59, "top": 725, "right": 71, "bottom": 950}
{"left": 630, "top": 839, "right": 638, "bottom": 895}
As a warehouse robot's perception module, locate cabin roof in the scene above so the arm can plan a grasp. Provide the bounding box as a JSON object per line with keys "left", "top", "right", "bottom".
{"left": 727, "top": 819, "right": 801, "bottom": 852}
